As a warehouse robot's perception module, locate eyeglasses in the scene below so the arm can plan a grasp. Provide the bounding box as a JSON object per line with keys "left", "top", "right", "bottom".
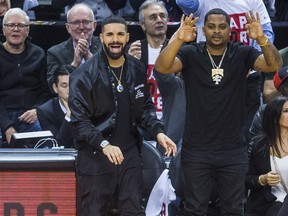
{"left": 67, "top": 20, "right": 94, "bottom": 27}
{"left": 4, "top": 23, "right": 29, "bottom": 31}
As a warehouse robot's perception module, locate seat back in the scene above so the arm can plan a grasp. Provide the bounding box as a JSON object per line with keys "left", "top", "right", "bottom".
{"left": 141, "top": 141, "right": 166, "bottom": 205}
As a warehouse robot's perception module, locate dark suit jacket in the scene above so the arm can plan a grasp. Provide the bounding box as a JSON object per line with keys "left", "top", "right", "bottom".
{"left": 37, "top": 98, "right": 74, "bottom": 148}
{"left": 246, "top": 139, "right": 278, "bottom": 215}
{"left": 47, "top": 36, "right": 101, "bottom": 92}
{"left": 139, "top": 38, "right": 170, "bottom": 71}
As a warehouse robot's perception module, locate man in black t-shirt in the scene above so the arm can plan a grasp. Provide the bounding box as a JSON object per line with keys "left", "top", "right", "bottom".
{"left": 155, "top": 8, "right": 282, "bottom": 216}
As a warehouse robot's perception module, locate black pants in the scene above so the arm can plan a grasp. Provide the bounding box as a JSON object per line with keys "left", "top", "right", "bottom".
{"left": 77, "top": 148, "right": 145, "bottom": 216}
{"left": 181, "top": 147, "right": 248, "bottom": 216}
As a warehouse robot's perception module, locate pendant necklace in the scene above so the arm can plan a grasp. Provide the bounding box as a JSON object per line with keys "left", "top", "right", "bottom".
{"left": 207, "top": 47, "right": 227, "bottom": 85}
{"left": 110, "top": 63, "right": 124, "bottom": 92}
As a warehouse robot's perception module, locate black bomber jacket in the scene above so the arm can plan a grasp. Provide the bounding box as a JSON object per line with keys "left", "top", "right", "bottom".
{"left": 69, "top": 48, "right": 164, "bottom": 152}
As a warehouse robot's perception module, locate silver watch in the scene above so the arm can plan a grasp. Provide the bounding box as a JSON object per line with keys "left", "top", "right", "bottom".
{"left": 100, "top": 140, "right": 110, "bottom": 148}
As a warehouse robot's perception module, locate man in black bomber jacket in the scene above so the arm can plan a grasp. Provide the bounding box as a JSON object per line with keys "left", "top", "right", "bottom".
{"left": 69, "top": 15, "right": 177, "bottom": 216}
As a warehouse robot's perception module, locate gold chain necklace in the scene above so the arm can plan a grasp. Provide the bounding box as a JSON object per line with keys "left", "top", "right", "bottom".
{"left": 207, "top": 47, "right": 227, "bottom": 85}
{"left": 110, "top": 63, "right": 124, "bottom": 92}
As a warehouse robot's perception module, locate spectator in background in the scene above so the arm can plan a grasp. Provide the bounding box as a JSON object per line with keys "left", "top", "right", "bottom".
{"left": 0, "top": 0, "right": 10, "bottom": 16}
{"left": 128, "top": 0, "right": 170, "bottom": 120}
{"left": 129, "top": 0, "right": 182, "bottom": 22}
{"left": 176, "top": 0, "right": 275, "bottom": 144}
{"left": 262, "top": 47, "right": 288, "bottom": 103}
{"left": 0, "top": 8, "right": 52, "bottom": 146}
{"left": 47, "top": 3, "right": 101, "bottom": 92}
{"left": 246, "top": 96, "right": 288, "bottom": 216}
{"left": 250, "top": 66, "right": 288, "bottom": 137}
{"left": 153, "top": 71, "right": 186, "bottom": 148}
{"left": 4, "top": 0, "right": 38, "bottom": 12}
{"left": 176, "top": 0, "right": 274, "bottom": 45}
{"left": 72, "top": 0, "right": 134, "bottom": 21}
{"left": 37, "top": 65, "right": 74, "bottom": 148}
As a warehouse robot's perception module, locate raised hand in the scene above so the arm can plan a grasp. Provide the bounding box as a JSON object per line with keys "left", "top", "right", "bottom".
{"left": 177, "top": 14, "right": 199, "bottom": 43}
{"left": 78, "top": 32, "right": 92, "bottom": 60}
{"left": 245, "top": 11, "right": 265, "bottom": 41}
{"left": 72, "top": 32, "right": 92, "bottom": 68}
{"left": 128, "top": 40, "right": 142, "bottom": 60}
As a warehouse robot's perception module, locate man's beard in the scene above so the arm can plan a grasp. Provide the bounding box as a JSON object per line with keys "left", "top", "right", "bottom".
{"left": 103, "top": 43, "right": 125, "bottom": 60}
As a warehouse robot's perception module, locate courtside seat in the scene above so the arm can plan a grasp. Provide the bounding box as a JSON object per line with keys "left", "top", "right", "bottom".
{"left": 141, "top": 140, "right": 167, "bottom": 207}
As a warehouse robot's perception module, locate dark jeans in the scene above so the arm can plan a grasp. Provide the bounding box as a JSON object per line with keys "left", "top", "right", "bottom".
{"left": 277, "top": 195, "right": 288, "bottom": 216}
{"left": 1, "top": 110, "right": 42, "bottom": 147}
{"left": 181, "top": 147, "right": 248, "bottom": 216}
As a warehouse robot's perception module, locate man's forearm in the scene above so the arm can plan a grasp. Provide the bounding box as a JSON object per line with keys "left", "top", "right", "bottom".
{"left": 256, "top": 36, "right": 283, "bottom": 72}
{"left": 155, "top": 38, "right": 183, "bottom": 74}
{"left": 252, "top": 23, "right": 274, "bottom": 51}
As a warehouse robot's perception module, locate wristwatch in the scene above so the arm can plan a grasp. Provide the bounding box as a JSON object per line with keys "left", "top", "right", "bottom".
{"left": 100, "top": 140, "right": 110, "bottom": 148}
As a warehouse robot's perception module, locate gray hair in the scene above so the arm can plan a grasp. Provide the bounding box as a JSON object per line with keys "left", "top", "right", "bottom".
{"left": 2, "top": 8, "right": 30, "bottom": 25}
{"left": 138, "top": 0, "right": 168, "bottom": 24}
{"left": 67, "top": 3, "right": 95, "bottom": 22}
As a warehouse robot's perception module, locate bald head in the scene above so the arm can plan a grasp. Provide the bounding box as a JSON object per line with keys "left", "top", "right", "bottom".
{"left": 67, "top": 3, "right": 94, "bottom": 22}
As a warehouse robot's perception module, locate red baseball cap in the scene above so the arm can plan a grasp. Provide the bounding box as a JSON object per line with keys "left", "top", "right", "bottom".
{"left": 273, "top": 66, "right": 288, "bottom": 90}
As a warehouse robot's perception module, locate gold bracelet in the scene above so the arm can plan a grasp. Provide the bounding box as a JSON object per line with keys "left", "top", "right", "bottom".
{"left": 258, "top": 37, "right": 269, "bottom": 47}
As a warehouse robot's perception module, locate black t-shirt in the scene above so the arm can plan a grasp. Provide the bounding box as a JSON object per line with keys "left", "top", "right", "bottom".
{"left": 109, "top": 66, "right": 137, "bottom": 152}
{"left": 177, "top": 42, "right": 261, "bottom": 150}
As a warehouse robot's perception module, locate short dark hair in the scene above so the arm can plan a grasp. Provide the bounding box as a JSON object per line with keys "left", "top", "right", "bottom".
{"left": 262, "top": 96, "right": 288, "bottom": 157}
{"left": 204, "top": 8, "right": 230, "bottom": 25}
{"left": 52, "top": 65, "right": 73, "bottom": 85}
{"left": 101, "top": 15, "right": 128, "bottom": 32}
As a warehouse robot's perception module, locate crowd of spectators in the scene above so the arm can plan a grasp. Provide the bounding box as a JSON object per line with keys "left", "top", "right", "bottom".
{"left": 1, "top": 0, "right": 288, "bottom": 22}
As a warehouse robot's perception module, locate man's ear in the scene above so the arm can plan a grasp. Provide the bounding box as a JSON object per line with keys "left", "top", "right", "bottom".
{"left": 140, "top": 23, "right": 146, "bottom": 32}
{"left": 65, "top": 23, "right": 70, "bottom": 33}
{"left": 100, "top": 33, "right": 103, "bottom": 43}
{"left": 93, "top": 21, "right": 97, "bottom": 30}
{"left": 126, "top": 32, "right": 130, "bottom": 43}
{"left": 52, "top": 83, "right": 58, "bottom": 95}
